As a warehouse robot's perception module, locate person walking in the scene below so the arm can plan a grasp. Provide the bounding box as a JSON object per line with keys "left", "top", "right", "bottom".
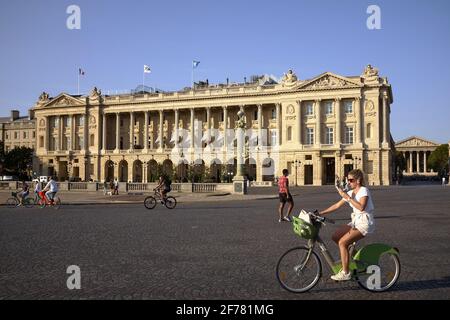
{"left": 113, "top": 178, "right": 119, "bottom": 195}
{"left": 278, "top": 169, "right": 294, "bottom": 223}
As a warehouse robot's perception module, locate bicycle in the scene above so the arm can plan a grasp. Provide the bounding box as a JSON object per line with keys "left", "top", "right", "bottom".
{"left": 6, "top": 192, "right": 35, "bottom": 208}
{"left": 37, "top": 191, "right": 62, "bottom": 210}
{"left": 276, "top": 210, "right": 401, "bottom": 293}
{"left": 144, "top": 189, "right": 177, "bottom": 210}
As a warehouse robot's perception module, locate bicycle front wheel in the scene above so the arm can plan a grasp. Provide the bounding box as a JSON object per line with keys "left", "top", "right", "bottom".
{"left": 144, "top": 196, "right": 157, "bottom": 209}
{"left": 6, "top": 197, "right": 19, "bottom": 208}
{"left": 356, "top": 253, "right": 401, "bottom": 292}
{"left": 164, "top": 196, "right": 177, "bottom": 209}
{"left": 52, "top": 197, "right": 61, "bottom": 210}
{"left": 276, "top": 247, "right": 322, "bottom": 293}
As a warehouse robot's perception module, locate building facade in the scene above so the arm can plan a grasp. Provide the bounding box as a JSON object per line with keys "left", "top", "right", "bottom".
{"left": 0, "top": 110, "right": 36, "bottom": 152}
{"left": 395, "top": 136, "right": 440, "bottom": 175}
{"left": 30, "top": 65, "right": 394, "bottom": 185}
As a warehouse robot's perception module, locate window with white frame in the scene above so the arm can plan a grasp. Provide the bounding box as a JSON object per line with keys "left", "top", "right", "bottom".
{"left": 325, "top": 127, "right": 334, "bottom": 145}
{"left": 270, "top": 130, "right": 277, "bottom": 146}
{"left": 344, "top": 100, "right": 353, "bottom": 113}
{"left": 325, "top": 101, "right": 333, "bottom": 115}
{"left": 306, "top": 102, "right": 314, "bottom": 116}
{"left": 306, "top": 128, "right": 314, "bottom": 145}
{"left": 345, "top": 126, "right": 354, "bottom": 144}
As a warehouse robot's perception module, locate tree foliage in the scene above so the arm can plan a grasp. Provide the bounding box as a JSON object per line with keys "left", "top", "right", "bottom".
{"left": 428, "top": 144, "right": 449, "bottom": 176}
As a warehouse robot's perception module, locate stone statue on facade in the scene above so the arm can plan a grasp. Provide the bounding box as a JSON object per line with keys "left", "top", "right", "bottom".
{"left": 39, "top": 92, "right": 50, "bottom": 102}
{"left": 281, "top": 69, "right": 298, "bottom": 87}
{"left": 90, "top": 87, "right": 102, "bottom": 98}
{"left": 362, "top": 64, "right": 380, "bottom": 84}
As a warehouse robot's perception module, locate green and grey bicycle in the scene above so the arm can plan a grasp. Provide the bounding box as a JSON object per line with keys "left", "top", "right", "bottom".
{"left": 276, "top": 210, "right": 400, "bottom": 293}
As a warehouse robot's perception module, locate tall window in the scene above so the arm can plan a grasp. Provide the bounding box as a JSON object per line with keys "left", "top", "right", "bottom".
{"left": 254, "top": 110, "right": 258, "bottom": 121}
{"left": 306, "top": 102, "right": 314, "bottom": 116}
{"left": 344, "top": 100, "right": 353, "bottom": 113}
{"left": 270, "top": 130, "right": 277, "bottom": 146}
{"left": 366, "top": 123, "right": 372, "bottom": 139}
{"left": 78, "top": 136, "right": 84, "bottom": 150}
{"left": 14, "top": 132, "right": 18, "bottom": 139}
{"left": 90, "top": 134, "right": 95, "bottom": 147}
{"left": 366, "top": 160, "right": 374, "bottom": 174}
{"left": 345, "top": 126, "right": 354, "bottom": 144}
{"left": 271, "top": 109, "right": 276, "bottom": 120}
{"left": 325, "top": 127, "right": 334, "bottom": 145}
{"left": 23, "top": 132, "right": 27, "bottom": 139}
{"left": 306, "top": 128, "right": 314, "bottom": 145}
{"left": 64, "top": 116, "right": 71, "bottom": 126}
{"left": 287, "top": 126, "right": 292, "bottom": 141}
{"left": 76, "top": 115, "right": 84, "bottom": 126}
{"left": 39, "top": 136, "right": 44, "bottom": 148}
{"left": 325, "top": 101, "right": 333, "bottom": 115}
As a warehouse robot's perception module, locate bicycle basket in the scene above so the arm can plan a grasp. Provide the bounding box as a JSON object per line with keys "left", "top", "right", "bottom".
{"left": 293, "top": 216, "right": 318, "bottom": 239}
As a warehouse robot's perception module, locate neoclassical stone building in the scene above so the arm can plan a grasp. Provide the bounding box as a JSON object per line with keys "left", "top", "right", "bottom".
{"left": 395, "top": 136, "right": 440, "bottom": 175}
{"left": 31, "top": 65, "right": 394, "bottom": 185}
{"left": 0, "top": 110, "right": 36, "bottom": 152}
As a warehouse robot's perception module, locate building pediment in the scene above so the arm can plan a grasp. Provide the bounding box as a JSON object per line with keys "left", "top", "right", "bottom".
{"left": 294, "top": 72, "right": 362, "bottom": 91}
{"left": 38, "top": 93, "right": 85, "bottom": 108}
{"left": 395, "top": 136, "right": 440, "bottom": 148}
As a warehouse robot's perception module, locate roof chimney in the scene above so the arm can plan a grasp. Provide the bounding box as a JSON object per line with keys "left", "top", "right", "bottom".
{"left": 10, "top": 110, "right": 20, "bottom": 121}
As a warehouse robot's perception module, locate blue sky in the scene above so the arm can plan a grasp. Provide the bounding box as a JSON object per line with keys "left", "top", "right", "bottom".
{"left": 0, "top": 0, "right": 449, "bottom": 143}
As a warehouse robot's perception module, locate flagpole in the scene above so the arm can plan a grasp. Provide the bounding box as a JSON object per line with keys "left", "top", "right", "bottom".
{"left": 77, "top": 71, "right": 80, "bottom": 95}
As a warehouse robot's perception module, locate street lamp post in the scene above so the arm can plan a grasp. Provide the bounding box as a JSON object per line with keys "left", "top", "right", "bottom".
{"left": 294, "top": 160, "right": 301, "bottom": 187}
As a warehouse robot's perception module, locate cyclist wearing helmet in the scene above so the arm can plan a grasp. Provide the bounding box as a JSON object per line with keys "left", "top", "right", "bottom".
{"left": 319, "top": 169, "right": 375, "bottom": 281}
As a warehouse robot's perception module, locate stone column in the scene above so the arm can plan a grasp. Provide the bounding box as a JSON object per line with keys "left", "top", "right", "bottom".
{"left": 70, "top": 115, "right": 75, "bottom": 150}
{"left": 276, "top": 103, "right": 281, "bottom": 146}
{"left": 158, "top": 110, "right": 164, "bottom": 152}
{"left": 84, "top": 113, "right": 88, "bottom": 152}
{"left": 174, "top": 109, "right": 179, "bottom": 149}
{"left": 409, "top": 152, "right": 413, "bottom": 173}
{"left": 296, "top": 101, "right": 302, "bottom": 144}
{"left": 258, "top": 104, "right": 263, "bottom": 147}
{"left": 143, "top": 112, "right": 149, "bottom": 152}
{"left": 416, "top": 151, "right": 420, "bottom": 173}
{"left": 355, "top": 97, "right": 363, "bottom": 144}
{"left": 223, "top": 106, "right": 228, "bottom": 150}
{"left": 382, "top": 93, "right": 389, "bottom": 144}
{"left": 129, "top": 112, "right": 134, "bottom": 151}
{"left": 335, "top": 98, "right": 341, "bottom": 146}
{"left": 102, "top": 113, "right": 107, "bottom": 151}
{"left": 190, "top": 108, "right": 195, "bottom": 150}
{"left": 44, "top": 116, "right": 49, "bottom": 151}
{"left": 206, "top": 107, "right": 211, "bottom": 146}
{"left": 424, "top": 152, "right": 427, "bottom": 173}
{"left": 115, "top": 113, "right": 120, "bottom": 152}
{"left": 315, "top": 100, "right": 321, "bottom": 146}
{"left": 58, "top": 116, "right": 63, "bottom": 151}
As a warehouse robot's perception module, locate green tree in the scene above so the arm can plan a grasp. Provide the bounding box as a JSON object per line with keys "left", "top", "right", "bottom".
{"left": 4, "top": 146, "right": 34, "bottom": 180}
{"left": 428, "top": 144, "right": 449, "bottom": 176}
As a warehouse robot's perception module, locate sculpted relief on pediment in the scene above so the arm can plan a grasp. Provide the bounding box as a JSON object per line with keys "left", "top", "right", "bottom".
{"left": 396, "top": 138, "right": 439, "bottom": 148}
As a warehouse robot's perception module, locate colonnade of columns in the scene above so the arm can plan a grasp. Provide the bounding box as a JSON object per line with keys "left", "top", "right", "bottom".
{"left": 401, "top": 150, "right": 432, "bottom": 173}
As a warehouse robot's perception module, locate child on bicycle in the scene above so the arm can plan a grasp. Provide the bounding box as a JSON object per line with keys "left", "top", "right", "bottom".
{"left": 319, "top": 169, "right": 375, "bottom": 281}
{"left": 17, "top": 181, "right": 30, "bottom": 206}
{"left": 155, "top": 175, "right": 171, "bottom": 203}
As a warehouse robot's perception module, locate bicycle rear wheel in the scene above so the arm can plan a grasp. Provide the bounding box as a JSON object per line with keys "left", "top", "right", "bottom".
{"left": 144, "top": 196, "right": 157, "bottom": 209}
{"left": 164, "top": 196, "right": 177, "bottom": 209}
{"left": 24, "top": 197, "right": 35, "bottom": 208}
{"left": 52, "top": 197, "right": 61, "bottom": 210}
{"left": 356, "top": 253, "right": 401, "bottom": 292}
{"left": 6, "top": 198, "right": 19, "bottom": 208}
{"left": 276, "top": 247, "right": 322, "bottom": 293}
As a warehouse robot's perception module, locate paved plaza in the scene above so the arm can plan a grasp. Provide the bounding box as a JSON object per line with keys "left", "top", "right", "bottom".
{"left": 0, "top": 185, "right": 449, "bottom": 300}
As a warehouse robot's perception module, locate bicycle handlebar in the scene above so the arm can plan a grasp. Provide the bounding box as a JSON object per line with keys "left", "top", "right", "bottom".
{"left": 310, "top": 210, "right": 335, "bottom": 224}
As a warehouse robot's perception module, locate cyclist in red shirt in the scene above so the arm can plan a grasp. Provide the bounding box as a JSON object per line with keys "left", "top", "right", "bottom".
{"left": 278, "top": 169, "right": 294, "bottom": 222}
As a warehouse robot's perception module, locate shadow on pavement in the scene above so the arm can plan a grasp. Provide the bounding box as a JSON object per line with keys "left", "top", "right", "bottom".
{"left": 390, "top": 277, "right": 450, "bottom": 292}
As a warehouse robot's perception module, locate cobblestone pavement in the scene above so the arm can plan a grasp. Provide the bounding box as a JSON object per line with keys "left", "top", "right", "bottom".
{"left": 0, "top": 185, "right": 449, "bottom": 300}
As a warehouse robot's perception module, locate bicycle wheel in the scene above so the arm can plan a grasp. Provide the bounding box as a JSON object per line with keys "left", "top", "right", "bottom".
{"left": 144, "top": 196, "right": 157, "bottom": 209}
{"left": 356, "top": 253, "right": 401, "bottom": 292}
{"left": 24, "top": 197, "right": 35, "bottom": 208}
{"left": 164, "top": 196, "right": 177, "bottom": 209}
{"left": 276, "top": 247, "right": 322, "bottom": 293}
{"left": 6, "top": 197, "right": 19, "bottom": 208}
{"left": 38, "top": 198, "right": 46, "bottom": 209}
{"left": 52, "top": 197, "right": 61, "bottom": 210}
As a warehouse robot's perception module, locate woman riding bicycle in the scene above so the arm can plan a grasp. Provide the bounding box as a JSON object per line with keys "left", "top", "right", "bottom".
{"left": 319, "top": 169, "right": 375, "bottom": 281}
{"left": 155, "top": 175, "right": 171, "bottom": 203}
